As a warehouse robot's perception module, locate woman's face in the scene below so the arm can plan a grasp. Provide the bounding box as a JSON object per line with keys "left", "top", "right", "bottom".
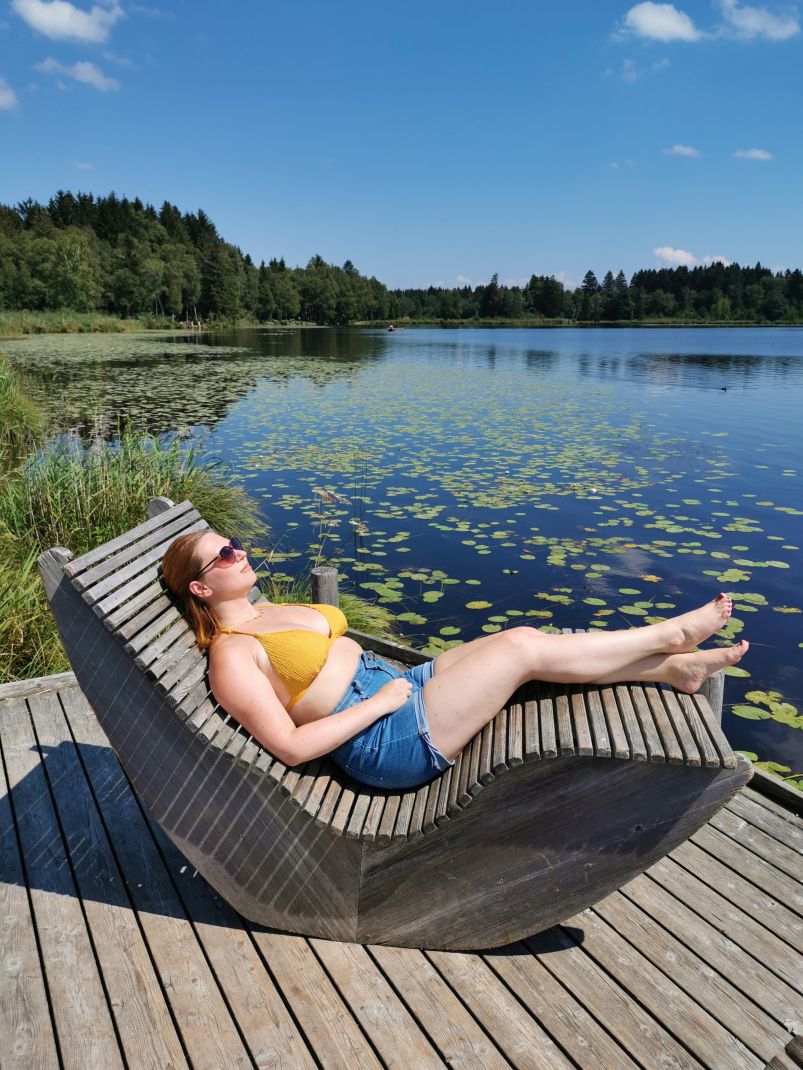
{"left": 188, "top": 531, "right": 256, "bottom": 601}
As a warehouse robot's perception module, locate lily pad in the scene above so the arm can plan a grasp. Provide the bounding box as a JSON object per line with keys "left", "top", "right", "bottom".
{"left": 731, "top": 705, "right": 771, "bottom": 720}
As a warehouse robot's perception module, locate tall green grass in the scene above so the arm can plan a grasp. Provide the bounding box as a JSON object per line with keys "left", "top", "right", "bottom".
{"left": 0, "top": 310, "right": 174, "bottom": 337}
{"left": 1, "top": 428, "right": 262, "bottom": 552}
{"left": 0, "top": 427, "right": 264, "bottom": 682}
{"left": 0, "top": 351, "right": 43, "bottom": 458}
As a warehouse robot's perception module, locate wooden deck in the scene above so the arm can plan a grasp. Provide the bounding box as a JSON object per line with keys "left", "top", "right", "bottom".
{"left": 1, "top": 673, "right": 801, "bottom": 1070}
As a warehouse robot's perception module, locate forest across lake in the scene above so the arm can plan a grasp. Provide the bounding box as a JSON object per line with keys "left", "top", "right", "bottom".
{"left": 2, "top": 192, "right": 803, "bottom": 327}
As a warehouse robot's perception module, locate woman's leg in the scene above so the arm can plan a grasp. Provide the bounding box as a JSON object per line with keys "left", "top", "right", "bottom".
{"left": 432, "top": 593, "right": 733, "bottom": 677}
{"left": 424, "top": 612, "right": 746, "bottom": 760}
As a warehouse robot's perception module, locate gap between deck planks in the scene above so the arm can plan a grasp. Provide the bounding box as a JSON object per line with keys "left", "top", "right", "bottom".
{"left": 1, "top": 680, "right": 801, "bottom": 1070}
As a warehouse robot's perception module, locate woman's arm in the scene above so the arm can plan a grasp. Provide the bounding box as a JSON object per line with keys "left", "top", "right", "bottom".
{"left": 208, "top": 640, "right": 411, "bottom": 766}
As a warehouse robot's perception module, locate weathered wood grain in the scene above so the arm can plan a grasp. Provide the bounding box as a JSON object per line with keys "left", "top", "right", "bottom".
{"left": 426, "top": 950, "right": 576, "bottom": 1070}
{"left": 592, "top": 889, "right": 786, "bottom": 1064}
{"left": 369, "top": 944, "right": 511, "bottom": 1070}
{"left": 29, "top": 687, "right": 187, "bottom": 1069}
{"left": 526, "top": 926, "right": 706, "bottom": 1070}
{"left": 619, "top": 869, "right": 803, "bottom": 1031}
{"left": 556, "top": 908, "right": 762, "bottom": 1070}
{"left": 311, "top": 940, "right": 444, "bottom": 1068}
{"left": 484, "top": 942, "right": 641, "bottom": 1070}
{"left": 0, "top": 696, "right": 123, "bottom": 1070}
{"left": 0, "top": 705, "right": 59, "bottom": 1070}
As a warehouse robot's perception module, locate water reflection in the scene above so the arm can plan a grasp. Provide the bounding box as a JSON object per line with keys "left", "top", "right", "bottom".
{"left": 7, "top": 328, "right": 394, "bottom": 434}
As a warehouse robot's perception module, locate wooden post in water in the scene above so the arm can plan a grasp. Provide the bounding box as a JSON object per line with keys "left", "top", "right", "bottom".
{"left": 700, "top": 670, "right": 725, "bottom": 724}
{"left": 311, "top": 566, "right": 339, "bottom": 606}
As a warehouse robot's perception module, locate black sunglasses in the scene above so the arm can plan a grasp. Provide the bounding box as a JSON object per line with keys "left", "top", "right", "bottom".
{"left": 194, "top": 537, "right": 244, "bottom": 580}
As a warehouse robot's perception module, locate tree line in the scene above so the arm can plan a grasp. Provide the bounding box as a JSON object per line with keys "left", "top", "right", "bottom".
{"left": 1, "top": 191, "right": 802, "bottom": 325}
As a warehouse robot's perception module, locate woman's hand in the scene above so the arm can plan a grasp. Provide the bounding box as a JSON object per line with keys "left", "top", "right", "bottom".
{"left": 373, "top": 677, "right": 413, "bottom": 715}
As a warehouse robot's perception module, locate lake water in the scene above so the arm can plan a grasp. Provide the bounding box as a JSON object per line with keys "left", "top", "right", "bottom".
{"left": 6, "top": 326, "right": 803, "bottom": 777}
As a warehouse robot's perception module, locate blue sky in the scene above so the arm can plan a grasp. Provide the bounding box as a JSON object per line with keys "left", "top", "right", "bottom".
{"left": 1, "top": 0, "right": 800, "bottom": 288}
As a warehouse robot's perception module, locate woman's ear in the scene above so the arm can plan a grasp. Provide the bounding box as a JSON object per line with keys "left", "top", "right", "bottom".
{"left": 188, "top": 579, "right": 209, "bottom": 599}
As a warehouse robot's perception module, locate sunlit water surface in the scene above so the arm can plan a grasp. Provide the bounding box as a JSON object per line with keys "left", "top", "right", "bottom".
{"left": 7, "top": 326, "right": 803, "bottom": 774}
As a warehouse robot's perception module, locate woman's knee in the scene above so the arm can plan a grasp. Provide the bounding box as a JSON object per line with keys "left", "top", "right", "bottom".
{"left": 503, "top": 626, "right": 550, "bottom": 657}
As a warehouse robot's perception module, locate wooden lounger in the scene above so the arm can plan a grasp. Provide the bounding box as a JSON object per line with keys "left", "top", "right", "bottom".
{"left": 38, "top": 498, "right": 753, "bottom": 950}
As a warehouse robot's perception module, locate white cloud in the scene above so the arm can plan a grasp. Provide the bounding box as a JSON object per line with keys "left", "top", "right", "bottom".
{"left": 654, "top": 245, "right": 698, "bottom": 265}
{"left": 663, "top": 143, "right": 701, "bottom": 156}
{"left": 718, "top": 0, "right": 799, "bottom": 39}
{"left": 0, "top": 76, "right": 18, "bottom": 109}
{"left": 654, "top": 247, "right": 733, "bottom": 267}
{"left": 733, "top": 147, "right": 773, "bottom": 159}
{"left": 36, "top": 57, "right": 120, "bottom": 91}
{"left": 623, "top": 2, "right": 701, "bottom": 41}
{"left": 608, "top": 159, "right": 635, "bottom": 169}
{"left": 103, "top": 49, "right": 135, "bottom": 68}
{"left": 74, "top": 159, "right": 94, "bottom": 168}
{"left": 555, "top": 270, "right": 579, "bottom": 290}
{"left": 13, "top": 0, "right": 123, "bottom": 43}
{"left": 621, "top": 57, "right": 639, "bottom": 81}
{"left": 455, "top": 275, "right": 472, "bottom": 286}
{"left": 128, "top": 3, "right": 174, "bottom": 18}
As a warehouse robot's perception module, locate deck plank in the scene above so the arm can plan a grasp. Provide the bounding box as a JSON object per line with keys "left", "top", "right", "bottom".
{"left": 369, "top": 944, "right": 512, "bottom": 1070}
{"left": 483, "top": 943, "right": 641, "bottom": 1070}
{"left": 563, "top": 907, "right": 762, "bottom": 1070}
{"left": 0, "top": 696, "right": 124, "bottom": 1070}
{"left": 690, "top": 823, "right": 803, "bottom": 918}
{"left": 55, "top": 687, "right": 253, "bottom": 1067}
{"left": 27, "top": 688, "right": 188, "bottom": 1070}
{"left": 669, "top": 837, "right": 802, "bottom": 952}
{"left": 645, "top": 853, "right": 803, "bottom": 993}
{"left": 251, "top": 932, "right": 382, "bottom": 1070}
{"left": 426, "top": 950, "right": 576, "bottom": 1070}
{"left": 593, "top": 888, "right": 788, "bottom": 1064}
{"left": 312, "top": 940, "right": 444, "bottom": 1068}
{"left": 709, "top": 806, "right": 802, "bottom": 879}
{"left": 619, "top": 869, "right": 803, "bottom": 1032}
{"left": 742, "top": 784, "right": 803, "bottom": 826}
{"left": 728, "top": 792, "right": 803, "bottom": 851}
{"left": 525, "top": 926, "right": 707, "bottom": 1070}
{"left": 59, "top": 685, "right": 317, "bottom": 1070}
{"left": 0, "top": 714, "right": 59, "bottom": 1070}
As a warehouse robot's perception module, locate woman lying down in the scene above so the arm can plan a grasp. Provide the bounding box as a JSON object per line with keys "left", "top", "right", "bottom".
{"left": 162, "top": 531, "right": 747, "bottom": 791}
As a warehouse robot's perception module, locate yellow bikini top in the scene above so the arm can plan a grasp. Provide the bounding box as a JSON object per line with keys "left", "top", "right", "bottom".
{"left": 218, "top": 603, "right": 349, "bottom": 709}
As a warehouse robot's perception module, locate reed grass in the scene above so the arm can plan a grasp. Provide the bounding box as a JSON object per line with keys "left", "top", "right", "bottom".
{"left": 0, "top": 351, "right": 43, "bottom": 456}
{"left": 0, "top": 310, "right": 173, "bottom": 337}
{"left": 0, "top": 426, "right": 264, "bottom": 682}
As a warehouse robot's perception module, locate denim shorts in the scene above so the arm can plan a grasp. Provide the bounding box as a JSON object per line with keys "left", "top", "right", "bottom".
{"left": 328, "top": 652, "right": 454, "bottom": 790}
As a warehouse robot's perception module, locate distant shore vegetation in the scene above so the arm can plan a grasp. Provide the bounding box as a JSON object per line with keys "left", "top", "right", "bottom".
{"left": 2, "top": 191, "right": 803, "bottom": 329}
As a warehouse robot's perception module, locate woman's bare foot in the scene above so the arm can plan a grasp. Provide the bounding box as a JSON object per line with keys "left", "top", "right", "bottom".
{"left": 657, "top": 593, "right": 733, "bottom": 654}
{"left": 666, "top": 640, "right": 748, "bottom": 693}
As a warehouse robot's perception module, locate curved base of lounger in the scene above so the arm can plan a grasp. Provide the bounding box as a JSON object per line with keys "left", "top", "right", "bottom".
{"left": 162, "top": 741, "right": 750, "bottom": 950}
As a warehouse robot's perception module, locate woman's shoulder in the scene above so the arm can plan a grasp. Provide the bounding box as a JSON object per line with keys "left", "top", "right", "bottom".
{"left": 210, "top": 629, "right": 264, "bottom": 659}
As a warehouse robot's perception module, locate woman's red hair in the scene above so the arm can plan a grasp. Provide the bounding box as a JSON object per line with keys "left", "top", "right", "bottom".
{"left": 161, "top": 531, "right": 222, "bottom": 650}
